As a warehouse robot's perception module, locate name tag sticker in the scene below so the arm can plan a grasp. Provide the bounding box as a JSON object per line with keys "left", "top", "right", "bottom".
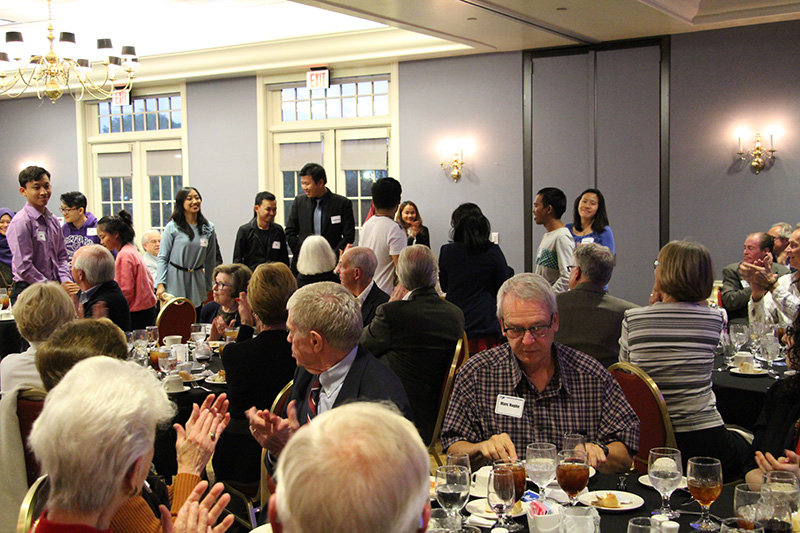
{"left": 330, "top": 215, "right": 341, "bottom": 225}
{"left": 741, "top": 280, "right": 750, "bottom": 288}
{"left": 37, "top": 230, "right": 47, "bottom": 242}
{"left": 272, "top": 240, "right": 281, "bottom": 249}
{"left": 87, "top": 228, "right": 98, "bottom": 237}
{"left": 495, "top": 394, "right": 525, "bottom": 418}
{"left": 581, "top": 236, "right": 595, "bottom": 244}
{"left": 200, "top": 237, "right": 209, "bottom": 248}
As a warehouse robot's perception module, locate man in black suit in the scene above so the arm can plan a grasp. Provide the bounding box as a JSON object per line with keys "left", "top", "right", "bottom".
{"left": 721, "top": 232, "right": 788, "bottom": 326}
{"left": 284, "top": 163, "right": 355, "bottom": 271}
{"left": 336, "top": 246, "right": 389, "bottom": 326}
{"left": 246, "top": 281, "right": 411, "bottom": 462}
{"left": 555, "top": 243, "right": 636, "bottom": 368}
{"left": 360, "top": 245, "right": 465, "bottom": 443}
{"left": 71, "top": 245, "right": 131, "bottom": 331}
{"left": 232, "top": 191, "right": 290, "bottom": 270}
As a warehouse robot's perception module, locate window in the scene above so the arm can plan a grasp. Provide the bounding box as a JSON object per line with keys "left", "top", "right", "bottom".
{"left": 97, "top": 95, "right": 182, "bottom": 134}
{"left": 280, "top": 79, "right": 389, "bottom": 122}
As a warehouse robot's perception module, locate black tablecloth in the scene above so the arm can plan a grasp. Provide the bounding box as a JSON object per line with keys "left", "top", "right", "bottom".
{"left": 0, "top": 316, "right": 25, "bottom": 359}
{"left": 712, "top": 354, "right": 787, "bottom": 430}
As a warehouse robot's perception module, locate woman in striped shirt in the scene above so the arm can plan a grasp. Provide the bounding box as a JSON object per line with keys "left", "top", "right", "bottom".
{"left": 619, "top": 240, "right": 749, "bottom": 481}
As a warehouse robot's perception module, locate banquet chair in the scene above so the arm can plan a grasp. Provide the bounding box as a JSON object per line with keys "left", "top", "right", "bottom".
{"left": 16, "top": 474, "right": 48, "bottom": 533}
{"left": 17, "top": 387, "right": 46, "bottom": 486}
{"left": 609, "top": 362, "right": 677, "bottom": 474}
{"left": 155, "top": 297, "right": 196, "bottom": 344}
{"left": 428, "top": 332, "right": 470, "bottom": 467}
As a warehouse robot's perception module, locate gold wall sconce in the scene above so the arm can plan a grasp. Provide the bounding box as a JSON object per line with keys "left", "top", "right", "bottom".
{"left": 441, "top": 149, "right": 464, "bottom": 181}
{"left": 737, "top": 132, "right": 776, "bottom": 174}
{"left": 438, "top": 138, "right": 474, "bottom": 182}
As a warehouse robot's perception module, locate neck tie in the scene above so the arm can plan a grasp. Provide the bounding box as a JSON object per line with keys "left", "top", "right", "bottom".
{"left": 313, "top": 198, "right": 322, "bottom": 235}
{"left": 307, "top": 378, "right": 321, "bottom": 421}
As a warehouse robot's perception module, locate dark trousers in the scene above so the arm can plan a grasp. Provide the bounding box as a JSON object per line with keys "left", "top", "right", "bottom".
{"left": 10, "top": 281, "right": 30, "bottom": 305}
{"left": 676, "top": 425, "right": 751, "bottom": 482}
{"left": 131, "top": 305, "right": 158, "bottom": 331}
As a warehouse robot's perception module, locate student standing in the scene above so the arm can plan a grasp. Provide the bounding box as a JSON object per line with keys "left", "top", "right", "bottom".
{"left": 59, "top": 191, "right": 100, "bottom": 262}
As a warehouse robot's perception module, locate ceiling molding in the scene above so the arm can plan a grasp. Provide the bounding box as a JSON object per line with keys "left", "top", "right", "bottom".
{"left": 637, "top": 0, "right": 700, "bottom": 24}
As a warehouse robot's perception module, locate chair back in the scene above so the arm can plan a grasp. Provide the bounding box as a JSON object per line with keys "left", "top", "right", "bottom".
{"left": 17, "top": 388, "right": 46, "bottom": 486}
{"left": 259, "top": 381, "right": 294, "bottom": 509}
{"left": 155, "top": 297, "right": 197, "bottom": 344}
{"left": 16, "top": 475, "right": 49, "bottom": 533}
{"left": 608, "top": 362, "right": 677, "bottom": 474}
{"left": 270, "top": 380, "right": 294, "bottom": 416}
{"left": 428, "top": 332, "right": 470, "bottom": 464}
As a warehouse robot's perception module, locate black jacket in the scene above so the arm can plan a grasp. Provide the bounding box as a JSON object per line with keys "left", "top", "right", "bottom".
{"left": 284, "top": 189, "right": 355, "bottom": 269}
{"left": 232, "top": 218, "right": 290, "bottom": 271}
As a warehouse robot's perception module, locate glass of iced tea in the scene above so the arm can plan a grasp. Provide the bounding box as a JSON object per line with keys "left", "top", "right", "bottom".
{"left": 557, "top": 449, "right": 590, "bottom": 506}
{"left": 0, "top": 288, "right": 9, "bottom": 311}
{"left": 687, "top": 456, "right": 722, "bottom": 530}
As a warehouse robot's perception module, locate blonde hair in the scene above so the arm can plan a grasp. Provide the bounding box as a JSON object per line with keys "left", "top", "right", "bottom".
{"left": 248, "top": 263, "right": 297, "bottom": 326}
{"left": 14, "top": 282, "right": 75, "bottom": 342}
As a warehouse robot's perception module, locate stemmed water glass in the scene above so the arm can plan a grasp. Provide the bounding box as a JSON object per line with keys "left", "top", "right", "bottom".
{"left": 557, "top": 449, "right": 590, "bottom": 507}
{"left": 446, "top": 451, "right": 471, "bottom": 526}
{"left": 731, "top": 324, "right": 748, "bottom": 356}
{"left": 132, "top": 329, "right": 148, "bottom": 366}
{"left": 487, "top": 468, "right": 515, "bottom": 531}
{"left": 762, "top": 336, "right": 781, "bottom": 379}
{"left": 763, "top": 470, "right": 800, "bottom": 513}
{"left": 146, "top": 325, "right": 159, "bottom": 350}
{"left": 191, "top": 323, "right": 212, "bottom": 370}
{"left": 649, "top": 447, "right": 682, "bottom": 518}
{"left": 492, "top": 460, "right": 525, "bottom": 531}
{"left": 563, "top": 432, "right": 586, "bottom": 452}
{"left": 687, "top": 456, "right": 722, "bottom": 530}
{"left": 434, "top": 465, "right": 469, "bottom": 527}
{"left": 526, "top": 442, "right": 557, "bottom": 503}
{"left": 734, "top": 483, "right": 766, "bottom": 528}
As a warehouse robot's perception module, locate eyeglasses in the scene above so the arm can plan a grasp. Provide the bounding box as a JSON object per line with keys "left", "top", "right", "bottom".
{"left": 653, "top": 259, "right": 660, "bottom": 269}
{"left": 213, "top": 281, "right": 231, "bottom": 289}
{"left": 502, "top": 314, "right": 554, "bottom": 339}
{"left": 60, "top": 206, "right": 77, "bottom": 214}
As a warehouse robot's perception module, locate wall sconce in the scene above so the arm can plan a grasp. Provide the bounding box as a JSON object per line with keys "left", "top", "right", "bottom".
{"left": 441, "top": 149, "right": 464, "bottom": 181}
{"left": 738, "top": 133, "right": 776, "bottom": 174}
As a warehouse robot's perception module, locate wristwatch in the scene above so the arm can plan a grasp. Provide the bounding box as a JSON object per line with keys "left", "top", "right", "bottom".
{"left": 594, "top": 442, "right": 609, "bottom": 456}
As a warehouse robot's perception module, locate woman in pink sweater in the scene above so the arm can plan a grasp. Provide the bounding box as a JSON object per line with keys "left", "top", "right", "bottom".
{"left": 98, "top": 210, "right": 158, "bottom": 329}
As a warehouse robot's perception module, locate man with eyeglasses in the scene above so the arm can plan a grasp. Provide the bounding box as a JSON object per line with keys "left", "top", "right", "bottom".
{"left": 441, "top": 273, "right": 639, "bottom": 473}
{"left": 60, "top": 191, "right": 100, "bottom": 263}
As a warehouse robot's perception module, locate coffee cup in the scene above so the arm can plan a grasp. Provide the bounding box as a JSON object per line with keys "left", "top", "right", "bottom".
{"left": 171, "top": 343, "right": 189, "bottom": 363}
{"left": 164, "top": 335, "right": 183, "bottom": 347}
{"left": 733, "top": 351, "right": 754, "bottom": 367}
{"left": 528, "top": 508, "right": 560, "bottom": 533}
{"left": 163, "top": 374, "right": 183, "bottom": 393}
{"left": 471, "top": 465, "right": 492, "bottom": 496}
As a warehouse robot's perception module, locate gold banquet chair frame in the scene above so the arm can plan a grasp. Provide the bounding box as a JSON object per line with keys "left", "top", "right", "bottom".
{"left": 155, "top": 297, "right": 197, "bottom": 345}
{"left": 429, "top": 332, "right": 470, "bottom": 466}
{"left": 608, "top": 361, "right": 677, "bottom": 474}
{"left": 16, "top": 475, "right": 49, "bottom": 533}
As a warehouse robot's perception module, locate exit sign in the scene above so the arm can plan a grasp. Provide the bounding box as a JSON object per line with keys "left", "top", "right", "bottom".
{"left": 112, "top": 89, "right": 130, "bottom": 106}
{"left": 307, "top": 69, "right": 329, "bottom": 90}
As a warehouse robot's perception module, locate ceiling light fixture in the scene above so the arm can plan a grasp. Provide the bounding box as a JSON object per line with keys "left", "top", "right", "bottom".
{"left": 0, "top": 0, "right": 137, "bottom": 103}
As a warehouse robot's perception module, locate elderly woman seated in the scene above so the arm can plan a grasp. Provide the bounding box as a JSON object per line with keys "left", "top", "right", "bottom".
{"left": 0, "top": 282, "right": 75, "bottom": 394}
{"left": 200, "top": 263, "right": 252, "bottom": 342}
{"left": 28, "top": 357, "right": 233, "bottom": 533}
{"left": 296, "top": 235, "right": 339, "bottom": 287}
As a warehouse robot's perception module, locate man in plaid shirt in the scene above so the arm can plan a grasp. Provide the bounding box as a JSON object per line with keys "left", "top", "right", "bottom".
{"left": 441, "top": 273, "right": 639, "bottom": 473}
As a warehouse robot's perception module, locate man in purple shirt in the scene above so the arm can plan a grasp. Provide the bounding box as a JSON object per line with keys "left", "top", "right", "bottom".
{"left": 6, "top": 166, "right": 72, "bottom": 304}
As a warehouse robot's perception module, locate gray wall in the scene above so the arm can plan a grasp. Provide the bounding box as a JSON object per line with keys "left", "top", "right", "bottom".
{"left": 670, "top": 21, "right": 800, "bottom": 274}
{"left": 398, "top": 52, "right": 525, "bottom": 273}
{"left": 0, "top": 97, "right": 79, "bottom": 211}
{"left": 185, "top": 76, "right": 259, "bottom": 262}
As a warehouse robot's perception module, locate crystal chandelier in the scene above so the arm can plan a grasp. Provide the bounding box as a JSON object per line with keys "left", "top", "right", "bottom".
{"left": 0, "top": 0, "right": 138, "bottom": 103}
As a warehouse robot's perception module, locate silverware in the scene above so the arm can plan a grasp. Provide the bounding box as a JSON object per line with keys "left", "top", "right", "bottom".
{"left": 616, "top": 475, "right": 627, "bottom": 491}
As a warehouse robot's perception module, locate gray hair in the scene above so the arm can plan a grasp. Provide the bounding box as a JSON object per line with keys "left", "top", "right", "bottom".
{"left": 496, "top": 273, "right": 557, "bottom": 320}
{"left": 29, "top": 357, "right": 176, "bottom": 514}
{"left": 286, "top": 282, "right": 361, "bottom": 351}
{"left": 396, "top": 245, "right": 437, "bottom": 290}
{"left": 275, "top": 402, "right": 429, "bottom": 533}
{"left": 141, "top": 229, "right": 160, "bottom": 247}
{"left": 343, "top": 247, "right": 378, "bottom": 279}
{"left": 73, "top": 244, "right": 115, "bottom": 285}
{"left": 14, "top": 282, "right": 75, "bottom": 343}
{"left": 772, "top": 222, "right": 792, "bottom": 239}
{"left": 573, "top": 243, "right": 616, "bottom": 287}
{"left": 297, "top": 236, "right": 337, "bottom": 276}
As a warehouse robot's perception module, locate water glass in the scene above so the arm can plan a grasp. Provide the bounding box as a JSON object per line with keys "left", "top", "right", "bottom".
{"left": 626, "top": 517, "right": 653, "bottom": 533}
{"left": 763, "top": 470, "right": 800, "bottom": 512}
{"left": 648, "top": 447, "right": 682, "bottom": 518}
{"left": 563, "top": 432, "right": 586, "bottom": 452}
{"left": 435, "top": 465, "right": 469, "bottom": 522}
{"left": 428, "top": 508, "right": 460, "bottom": 532}
{"left": 487, "top": 468, "right": 515, "bottom": 530}
{"left": 146, "top": 325, "right": 159, "bottom": 349}
{"left": 734, "top": 483, "right": 764, "bottom": 525}
{"left": 731, "top": 324, "right": 748, "bottom": 352}
{"left": 526, "top": 442, "right": 557, "bottom": 502}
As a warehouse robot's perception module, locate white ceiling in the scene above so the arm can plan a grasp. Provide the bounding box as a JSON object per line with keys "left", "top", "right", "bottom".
{"left": 1, "top": 0, "right": 799, "bottom": 83}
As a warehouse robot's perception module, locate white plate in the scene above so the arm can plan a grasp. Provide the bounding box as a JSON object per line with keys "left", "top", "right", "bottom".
{"left": 730, "top": 367, "right": 768, "bottom": 376}
{"left": 166, "top": 386, "right": 190, "bottom": 394}
{"left": 638, "top": 474, "right": 687, "bottom": 490}
{"left": 465, "top": 498, "right": 526, "bottom": 519}
{"left": 205, "top": 374, "right": 227, "bottom": 385}
{"left": 578, "top": 490, "right": 644, "bottom": 512}
{"left": 181, "top": 374, "right": 205, "bottom": 383}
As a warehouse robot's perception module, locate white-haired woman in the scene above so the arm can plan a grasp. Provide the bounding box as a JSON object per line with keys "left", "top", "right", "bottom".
{"left": 28, "top": 357, "right": 233, "bottom": 533}
{"left": 295, "top": 235, "right": 339, "bottom": 288}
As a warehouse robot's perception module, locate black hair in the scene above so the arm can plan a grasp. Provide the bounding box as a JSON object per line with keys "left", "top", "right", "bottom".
{"left": 299, "top": 163, "right": 327, "bottom": 185}
{"left": 572, "top": 188, "right": 610, "bottom": 233}
{"left": 753, "top": 232, "right": 775, "bottom": 257}
{"left": 536, "top": 187, "right": 567, "bottom": 219}
{"left": 371, "top": 177, "right": 402, "bottom": 210}
{"left": 255, "top": 191, "right": 276, "bottom": 206}
{"left": 18, "top": 166, "right": 51, "bottom": 188}
{"left": 60, "top": 191, "right": 87, "bottom": 211}
{"left": 453, "top": 212, "right": 492, "bottom": 254}
{"left": 97, "top": 210, "right": 135, "bottom": 246}
{"left": 449, "top": 203, "right": 484, "bottom": 234}
{"left": 170, "top": 187, "right": 210, "bottom": 240}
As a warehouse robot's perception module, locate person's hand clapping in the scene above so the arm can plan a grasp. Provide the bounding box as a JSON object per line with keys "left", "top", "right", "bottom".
{"left": 176, "top": 393, "right": 230, "bottom": 476}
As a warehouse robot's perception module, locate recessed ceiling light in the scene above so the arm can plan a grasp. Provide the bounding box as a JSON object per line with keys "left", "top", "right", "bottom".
{"left": 467, "top": 17, "right": 477, "bottom": 20}
{"left": 556, "top": 7, "right": 567, "bottom": 10}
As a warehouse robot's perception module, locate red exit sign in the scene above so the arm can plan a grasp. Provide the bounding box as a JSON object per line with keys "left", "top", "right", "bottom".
{"left": 307, "top": 69, "right": 329, "bottom": 90}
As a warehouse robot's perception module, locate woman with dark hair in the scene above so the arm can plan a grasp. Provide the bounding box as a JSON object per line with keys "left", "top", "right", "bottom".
{"left": 199, "top": 263, "right": 252, "bottom": 341}
{"left": 566, "top": 188, "right": 615, "bottom": 253}
{"left": 156, "top": 187, "right": 217, "bottom": 311}
{"left": 0, "top": 208, "right": 14, "bottom": 289}
{"left": 395, "top": 200, "right": 430, "bottom": 247}
{"left": 439, "top": 203, "right": 510, "bottom": 354}
{"left": 744, "top": 313, "right": 800, "bottom": 487}
{"left": 620, "top": 240, "right": 749, "bottom": 481}
{"left": 97, "top": 210, "right": 158, "bottom": 330}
